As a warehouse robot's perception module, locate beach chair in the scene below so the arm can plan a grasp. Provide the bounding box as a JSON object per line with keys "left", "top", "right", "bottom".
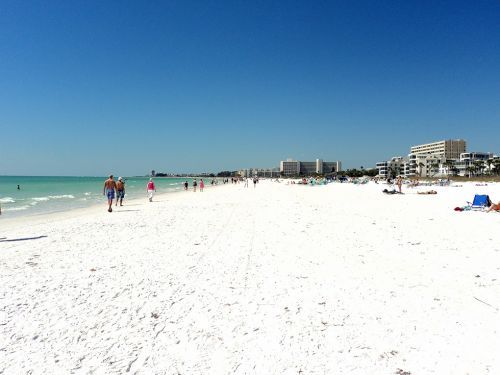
{"left": 468, "top": 194, "right": 492, "bottom": 210}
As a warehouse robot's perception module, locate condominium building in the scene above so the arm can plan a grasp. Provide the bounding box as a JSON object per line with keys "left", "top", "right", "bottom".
{"left": 453, "top": 152, "right": 494, "bottom": 176}
{"left": 376, "top": 157, "right": 407, "bottom": 178}
{"left": 407, "top": 154, "right": 445, "bottom": 177}
{"left": 280, "top": 160, "right": 300, "bottom": 176}
{"left": 410, "top": 139, "right": 466, "bottom": 159}
{"left": 279, "top": 159, "right": 342, "bottom": 176}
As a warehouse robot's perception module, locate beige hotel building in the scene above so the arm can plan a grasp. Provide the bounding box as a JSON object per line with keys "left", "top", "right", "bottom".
{"left": 410, "top": 139, "right": 466, "bottom": 159}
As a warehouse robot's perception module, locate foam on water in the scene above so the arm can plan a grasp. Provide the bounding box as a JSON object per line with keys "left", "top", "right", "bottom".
{"left": 3, "top": 205, "right": 30, "bottom": 211}
{"left": 32, "top": 197, "right": 50, "bottom": 201}
{"left": 0, "top": 197, "right": 15, "bottom": 203}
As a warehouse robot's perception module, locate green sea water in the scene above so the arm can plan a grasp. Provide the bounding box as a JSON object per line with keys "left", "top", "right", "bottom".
{"left": 0, "top": 176, "right": 210, "bottom": 218}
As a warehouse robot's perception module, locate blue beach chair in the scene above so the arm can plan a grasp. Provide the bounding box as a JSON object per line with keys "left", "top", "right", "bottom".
{"left": 468, "top": 195, "right": 492, "bottom": 210}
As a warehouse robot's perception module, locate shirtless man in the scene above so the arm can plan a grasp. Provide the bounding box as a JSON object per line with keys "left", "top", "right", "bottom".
{"left": 116, "top": 177, "right": 125, "bottom": 206}
{"left": 103, "top": 175, "right": 117, "bottom": 212}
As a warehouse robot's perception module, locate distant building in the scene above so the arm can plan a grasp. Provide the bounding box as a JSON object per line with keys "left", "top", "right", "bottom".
{"left": 279, "top": 159, "right": 342, "bottom": 176}
{"left": 407, "top": 153, "right": 445, "bottom": 177}
{"left": 238, "top": 168, "right": 280, "bottom": 178}
{"left": 403, "top": 139, "right": 467, "bottom": 177}
{"left": 376, "top": 157, "right": 407, "bottom": 178}
{"left": 453, "top": 152, "right": 494, "bottom": 177}
{"left": 280, "top": 160, "right": 300, "bottom": 176}
{"left": 375, "top": 138, "right": 500, "bottom": 178}
{"left": 410, "top": 139, "right": 466, "bottom": 159}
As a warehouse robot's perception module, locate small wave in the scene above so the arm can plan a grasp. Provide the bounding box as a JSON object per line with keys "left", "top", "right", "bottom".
{"left": 84, "top": 192, "right": 91, "bottom": 196}
{"left": 0, "top": 197, "right": 15, "bottom": 203}
{"left": 4, "top": 205, "right": 30, "bottom": 211}
{"left": 32, "top": 197, "right": 50, "bottom": 202}
{"left": 30, "top": 201, "right": 39, "bottom": 206}
{"left": 169, "top": 183, "right": 178, "bottom": 186}
{"left": 48, "top": 195, "right": 75, "bottom": 199}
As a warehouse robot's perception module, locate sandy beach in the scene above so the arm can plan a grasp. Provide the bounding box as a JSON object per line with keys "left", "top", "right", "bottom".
{"left": 1, "top": 180, "right": 499, "bottom": 374}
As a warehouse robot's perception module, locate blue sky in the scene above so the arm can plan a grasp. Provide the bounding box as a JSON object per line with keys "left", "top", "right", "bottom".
{"left": 0, "top": 0, "right": 499, "bottom": 175}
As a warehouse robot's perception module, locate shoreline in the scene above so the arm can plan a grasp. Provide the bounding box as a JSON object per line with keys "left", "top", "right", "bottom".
{"left": 0, "top": 182, "right": 227, "bottom": 230}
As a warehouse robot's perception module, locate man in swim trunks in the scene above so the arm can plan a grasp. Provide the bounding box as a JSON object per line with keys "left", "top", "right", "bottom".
{"left": 116, "top": 177, "right": 125, "bottom": 206}
{"left": 103, "top": 175, "right": 117, "bottom": 212}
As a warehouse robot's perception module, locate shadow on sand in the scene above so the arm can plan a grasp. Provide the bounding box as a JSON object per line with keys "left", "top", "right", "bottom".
{"left": 0, "top": 235, "right": 48, "bottom": 243}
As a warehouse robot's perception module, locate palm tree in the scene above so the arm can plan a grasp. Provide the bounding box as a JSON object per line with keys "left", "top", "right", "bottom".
{"left": 493, "top": 160, "right": 500, "bottom": 176}
{"left": 387, "top": 166, "right": 396, "bottom": 180}
{"left": 465, "top": 165, "right": 474, "bottom": 178}
{"left": 443, "top": 160, "right": 454, "bottom": 176}
{"left": 473, "top": 160, "right": 485, "bottom": 176}
{"left": 430, "top": 162, "right": 440, "bottom": 177}
{"left": 418, "top": 162, "right": 425, "bottom": 177}
{"left": 485, "top": 159, "right": 493, "bottom": 175}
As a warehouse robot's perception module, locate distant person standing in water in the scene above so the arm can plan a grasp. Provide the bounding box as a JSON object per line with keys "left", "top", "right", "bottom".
{"left": 193, "top": 179, "right": 197, "bottom": 192}
{"left": 200, "top": 179, "right": 205, "bottom": 192}
{"left": 116, "top": 177, "right": 125, "bottom": 206}
{"left": 17, "top": 185, "right": 20, "bottom": 190}
{"left": 147, "top": 178, "right": 156, "bottom": 202}
{"left": 103, "top": 175, "right": 117, "bottom": 212}
{"left": 184, "top": 181, "right": 189, "bottom": 191}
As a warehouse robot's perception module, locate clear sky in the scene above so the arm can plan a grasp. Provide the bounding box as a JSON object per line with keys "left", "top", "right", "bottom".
{"left": 1, "top": 0, "right": 499, "bottom": 175}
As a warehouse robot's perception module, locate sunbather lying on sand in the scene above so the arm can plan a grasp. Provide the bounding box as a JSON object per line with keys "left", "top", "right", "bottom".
{"left": 486, "top": 201, "right": 500, "bottom": 212}
{"left": 382, "top": 189, "right": 403, "bottom": 195}
{"left": 417, "top": 190, "right": 437, "bottom": 195}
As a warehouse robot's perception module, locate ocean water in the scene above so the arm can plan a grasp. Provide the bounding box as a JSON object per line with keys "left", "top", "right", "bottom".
{"left": 0, "top": 176, "right": 210, "bottom": 218}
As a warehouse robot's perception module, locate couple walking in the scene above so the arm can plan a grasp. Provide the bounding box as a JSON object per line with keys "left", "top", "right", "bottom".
{"left": 192, "top": 179, "right": 205, "bottom": 192}
{"left": 103, "top": 175, "right": 125, "bottom": 212}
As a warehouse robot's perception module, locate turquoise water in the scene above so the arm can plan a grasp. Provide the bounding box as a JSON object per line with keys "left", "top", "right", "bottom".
{"left": 0, "top": 176, "right": 210, "bottom": 218}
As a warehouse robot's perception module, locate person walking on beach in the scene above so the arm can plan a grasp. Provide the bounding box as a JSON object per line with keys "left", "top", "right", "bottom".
{"left": 147, "top": 178, "right": 156, "bottom": 202}
{"left": 244, "top": 178, "right": 249, "bottom": 188}
{"left": 184, "top": 181, "right": 188, "bottom": 191}
{"left": 199, "top": 179, "right": 205, "bottom": 192}
{"left": 103, "top": 175, "right": 117, "bottom": 212}
{"left": 253, "top": 177, "right": 257, "bottom": 188}
{"left": 193, "top": 179, "right": 198, "bottom": 192}
{"left": 116, "top": 177, "right": 125, "bottom": 206}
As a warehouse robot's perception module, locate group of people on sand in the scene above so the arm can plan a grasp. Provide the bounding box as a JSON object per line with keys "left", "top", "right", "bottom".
{"left": 103, "top": 175, "right": 156, "bottom": 212}
{"left": 183, "top": 179, "right": 205, "bottom": 192}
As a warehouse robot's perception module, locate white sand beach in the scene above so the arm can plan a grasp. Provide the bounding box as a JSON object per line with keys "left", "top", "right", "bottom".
{"left": 1, "top": 181, "right": 499, "bottom": 374}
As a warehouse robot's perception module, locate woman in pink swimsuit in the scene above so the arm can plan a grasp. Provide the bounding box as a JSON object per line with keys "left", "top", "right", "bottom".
{"left": 200, "top": 179, "right": 205, "bottom": 192}
{"left": 147, "top": 178, "right": 156, "bottom": 202}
